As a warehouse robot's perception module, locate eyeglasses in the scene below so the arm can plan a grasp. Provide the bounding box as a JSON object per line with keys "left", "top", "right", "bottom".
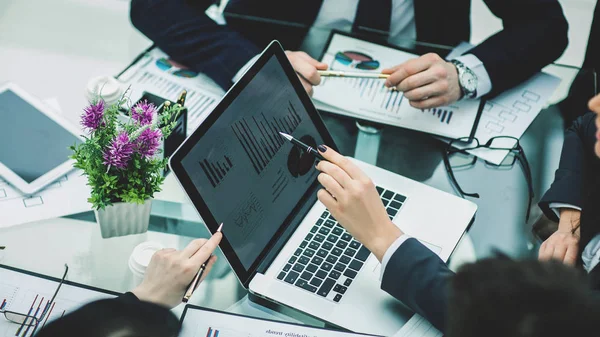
{"left": 155, "top": 58, "right": 199, "bottom": 78}
{"left": 442, "top": 136, "right": 534, "bottom": 222}
{"left": 1, "top": 264, "right": 69, "bottom": 337}
{"left": 334, "top": 51, "right": 380, "bottom": 70}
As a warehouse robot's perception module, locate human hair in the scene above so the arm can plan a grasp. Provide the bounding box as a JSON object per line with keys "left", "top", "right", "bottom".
{"left": 446, "top": 258, "right": 600, "bottom": 337}
{"left": 35, "top": 297, "right": 180, "bottom": 337}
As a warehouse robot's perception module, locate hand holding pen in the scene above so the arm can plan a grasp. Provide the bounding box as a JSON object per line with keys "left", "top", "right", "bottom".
{"left": 131, "top": 224, "right": 223, "bottom": 308}
{"left": 183, "top": 223, "right": 223, "bottom": 302}
{"left": 279, "top": 132, "right": 325, "bottom": 161}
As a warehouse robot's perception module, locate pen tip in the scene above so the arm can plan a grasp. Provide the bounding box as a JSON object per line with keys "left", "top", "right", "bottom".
{"left": 217, "top": 223, "right": 223, "bottom": 232}
{"left": 279, "top": 132, "right": 292, "bottom": 141}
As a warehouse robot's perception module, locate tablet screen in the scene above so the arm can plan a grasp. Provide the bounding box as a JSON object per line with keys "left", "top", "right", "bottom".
{"left": 180, "top": 55, "right": 325, "bottom": 269}
{"left": 0, "top": 89, "right": 81, "bottom": 183}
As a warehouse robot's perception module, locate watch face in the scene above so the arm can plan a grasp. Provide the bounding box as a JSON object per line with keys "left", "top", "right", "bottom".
{"left": 461, "top": 70, "right": 478, "bottom": 93}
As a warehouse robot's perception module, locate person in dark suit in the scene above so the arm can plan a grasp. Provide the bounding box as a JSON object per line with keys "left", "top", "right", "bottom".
{"left": 558, "top": 0, "right": 600, "bottom": 126}
{"left": 130, "top": 0, "right": 568, "bottom": 109}
{"left": 539, "top": 96, "right": 600, "bottom": 279}
{"left": 314, "top": 142, "right": 600, "bottom": 335}
{"left": 35, "top": 233, "right": 223, "bottom": 337}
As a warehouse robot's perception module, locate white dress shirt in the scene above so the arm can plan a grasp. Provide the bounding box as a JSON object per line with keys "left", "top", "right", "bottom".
{"left": 233, "top": 0, "right": 492, "bottom": 98}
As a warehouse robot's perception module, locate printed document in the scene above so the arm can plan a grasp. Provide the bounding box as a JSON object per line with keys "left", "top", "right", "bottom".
{"left": 312, "top": 33, "right": 481, "bottom": 139}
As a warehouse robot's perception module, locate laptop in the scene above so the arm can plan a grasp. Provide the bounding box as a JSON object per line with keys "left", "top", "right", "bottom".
{"left": 169, "top": 41, "right": 477, "bottom": 336}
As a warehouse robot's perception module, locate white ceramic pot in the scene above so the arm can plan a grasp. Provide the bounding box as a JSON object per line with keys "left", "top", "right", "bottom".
{"left": 94, "top": 200, "right": 152, "bottom": 238}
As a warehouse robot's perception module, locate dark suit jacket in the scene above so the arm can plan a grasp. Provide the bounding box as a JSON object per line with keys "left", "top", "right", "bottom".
{"left": 539, "top": 113, "right": 600, "bottom": 251}
{"left": 539, "top": 113, "right": 600, "bottom": 291}
{"left": 36, "top": 293, "right": 180, "bottom": 337}
{"left": 130, "top": 0, "right": 568, "bottom": 95}
{"left": 381, "top": 238, "right": 454, "bottom": 332}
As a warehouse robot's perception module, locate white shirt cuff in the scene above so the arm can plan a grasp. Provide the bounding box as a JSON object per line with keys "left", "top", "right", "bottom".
{"left": 380, "top": 234, "right": 411, "bottom": 280}
{"left": 232, "top": 54, "right": 260, "bottom": 83}
{"left": 453, "top": 54, "right": 492, "bottom": 98}
{"left": 548, "top": 203, "right": 582, "bottom": 218}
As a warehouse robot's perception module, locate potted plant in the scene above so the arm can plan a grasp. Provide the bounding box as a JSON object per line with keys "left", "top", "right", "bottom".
{"left": 71, "top": 94, "right": 182, "bottom": 238}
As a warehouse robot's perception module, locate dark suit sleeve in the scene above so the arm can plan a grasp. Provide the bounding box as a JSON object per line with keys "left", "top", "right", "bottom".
{"left": 381, "top": 238, "right": 454, "bottom": 332}
{"left": 468, "top": 0, "right": 568, "bottom": 96}
{"left": 36, "top": 292, "right": 180, "bottom": 337}
{"left": 130, "top": 0, "right": 261, "bottom": 90}
{"left": 539, "top": 113, "right": 597, "bottom": 221}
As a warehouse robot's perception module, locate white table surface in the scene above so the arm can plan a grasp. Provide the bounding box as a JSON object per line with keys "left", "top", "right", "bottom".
{"left": 0, "top": 0, "right": 478, "bottom": 329}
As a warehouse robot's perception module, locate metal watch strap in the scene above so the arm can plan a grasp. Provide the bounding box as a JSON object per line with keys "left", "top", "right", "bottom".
{"left": 451, "top": 59, "right": 477, "bottom": 99}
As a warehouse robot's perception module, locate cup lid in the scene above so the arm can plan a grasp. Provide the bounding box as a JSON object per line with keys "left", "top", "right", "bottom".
{"left": 129, "top": 241, "right": 164, "bottom": 274}
{"left": 85, "top": 76, "right": 123, "bottom": 105}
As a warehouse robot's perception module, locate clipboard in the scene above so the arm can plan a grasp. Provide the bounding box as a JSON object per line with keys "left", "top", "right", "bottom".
{"left": 0, "top": 264, "right": 119, "bottom": 335}
{"left": 179, "top": 304, "right": 381, "bottom": 337}
{"left": 313, "top": 30, "right": 485, "bottom": 142}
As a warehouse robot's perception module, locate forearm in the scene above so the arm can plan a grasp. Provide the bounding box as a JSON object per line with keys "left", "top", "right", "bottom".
{"left": 557, "top": 208, "right": 581, "bottom": 235}
{"left": 381, "top": 239, "right": 452, "bottom": 331}
{"left": 471, "top": 0, "right": 568, "bottom": 95}
{"left": 366, "top": 221, "right": 403, "bottom": 262}
{"left": 130, "top": 0, "right": 260, "bottom": 89}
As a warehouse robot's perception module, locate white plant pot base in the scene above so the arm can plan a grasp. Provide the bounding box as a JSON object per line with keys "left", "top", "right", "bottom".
{"left": 94, "top": 200, "right": 152, "bottom": 238}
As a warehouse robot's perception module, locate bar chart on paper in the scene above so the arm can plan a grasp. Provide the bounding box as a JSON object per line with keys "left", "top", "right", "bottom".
{"left": 313, "top": 33, "right": 482, "bottom": 139}
{"left": 203, "top": 326, "right": 253, "bottom": 337}
{"left": 117, "top": 49, "right": 225, "bottom": 135}
{"left": 321, "top": 76, "right": 405, "bottom": 114}
{"left": 180, "top": 306, "right": 375, "bottom": 337}
{"left": 0, "top": 267, "right": 114, "bottom": 337}
{"left": 125, "top": 69, "right": 221, "bottom": 134}
{"left": 231, "top": 102, "right": 302, "bottom": 175}
{"left": 422, "top": 108, "right": 454, "bottom": 124}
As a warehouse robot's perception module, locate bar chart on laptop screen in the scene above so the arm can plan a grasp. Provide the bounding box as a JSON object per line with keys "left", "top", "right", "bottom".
{"left": 180, "top": 54, "right": 325, "bottom": 269}
{"left": 231, "top": 102, "right": 302, "bottom": 175}
{"left": 199, "top": 154, "right": 233, "bottom": 188}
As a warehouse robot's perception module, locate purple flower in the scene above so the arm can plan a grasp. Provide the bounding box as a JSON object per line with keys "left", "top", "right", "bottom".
{"left": 103, "top": 132, "right": 134, "bottom": 169}
{"left": 131, "top": 100, "right": 156, "bottom": 125}
{"left": 81, "top": 100, "right": 105, "bottom": 131}
{"left": 136, "top": 128, "right": 162, "bottom": 159}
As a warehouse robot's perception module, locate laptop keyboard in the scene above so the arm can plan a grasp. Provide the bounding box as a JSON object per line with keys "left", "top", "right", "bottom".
{"left": 277, "top": 186, "right": 407, "bottom": 303}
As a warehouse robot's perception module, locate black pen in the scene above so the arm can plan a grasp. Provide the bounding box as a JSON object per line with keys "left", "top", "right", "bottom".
{"left": 279, "top": 132, "right": 325, "bottom": 161}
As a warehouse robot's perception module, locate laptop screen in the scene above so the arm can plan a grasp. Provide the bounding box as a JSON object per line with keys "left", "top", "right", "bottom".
{"left": 179, "top": 54, "right": 326, "bottom": 269}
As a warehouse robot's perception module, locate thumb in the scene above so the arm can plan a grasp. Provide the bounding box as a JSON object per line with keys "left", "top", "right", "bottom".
{"left": 382, "top": 64, "right": 401, "bottom": 74}
{"left": 316, "top": 62, "right": 328, "bottom": 70}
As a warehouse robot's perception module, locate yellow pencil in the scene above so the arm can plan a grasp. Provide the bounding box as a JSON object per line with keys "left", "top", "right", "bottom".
{"left": 318, "top": 70, "right": 390, "bottom": 79}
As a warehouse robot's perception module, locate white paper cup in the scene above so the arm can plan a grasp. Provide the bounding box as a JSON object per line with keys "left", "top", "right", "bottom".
{"left": 128, "top": 241, "right": 164, "bottom": 286}
{"left": 85, "top": 75, "right": 124, "bottom": 106}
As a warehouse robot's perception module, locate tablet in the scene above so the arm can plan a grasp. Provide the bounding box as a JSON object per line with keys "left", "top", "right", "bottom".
{"left": 169, "top": 41, "right": 337, "bottom": 286}
{"left": 0, "top": 83, "right": 83, "bottom": 194}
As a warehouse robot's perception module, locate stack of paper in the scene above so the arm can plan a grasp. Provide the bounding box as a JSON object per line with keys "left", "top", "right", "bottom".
{"left": 117, "top": 49, "right": 225, "bottom": 135}
{"left": 0, "top": 98, "right": 92, "bottom": 228}
{"left": 445, "top": 73, "right": 561, "bottom": 164}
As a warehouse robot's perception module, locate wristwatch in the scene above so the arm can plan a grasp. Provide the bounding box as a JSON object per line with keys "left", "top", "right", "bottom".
{"left": 451, "top": 59, "right": 478, "bottom": 99}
